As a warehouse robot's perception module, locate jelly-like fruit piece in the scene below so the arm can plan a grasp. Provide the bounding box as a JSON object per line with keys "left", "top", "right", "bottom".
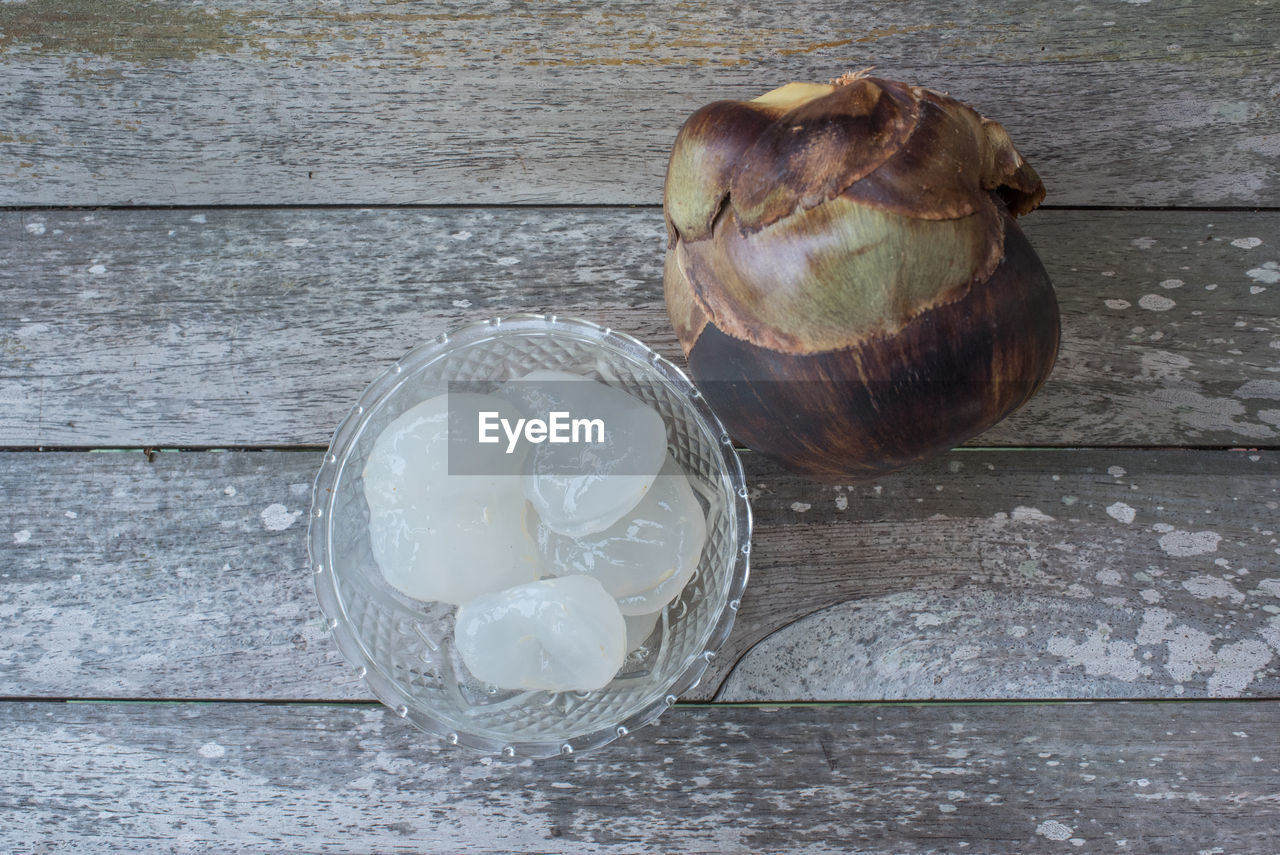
{"left": 537, "top": 455, "right": 706, "bottom": 615}
{"left": 363, "top": 393, "right": 539, "bottom": 605}
{"left": 454, "top": 575, "right": 627, "bottom": 692}
{"left": 505, "top": 370, "right": 667, "bottom": 538}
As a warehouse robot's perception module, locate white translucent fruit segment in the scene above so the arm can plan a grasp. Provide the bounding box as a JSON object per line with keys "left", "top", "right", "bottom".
{"left": 507, "top": 369, "right": 668, "bottom": 538}
{"left": 624, "top": 610, "right": 662, "bottom": 653}
{"left": 537, "top": 455, "right": 707, "bottom": 616}
{"left": 362, "top": 392, "right": 539, "bottom": 606}
{"left": 454, "top": 575, "right": 627, "bottom": 693}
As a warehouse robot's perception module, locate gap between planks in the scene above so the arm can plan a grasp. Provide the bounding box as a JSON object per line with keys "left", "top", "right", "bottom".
{"left": 3, "top": 204, "right": 1280, "bottom": 212}
{"left": 5, "top": 696, "right": 1278, "bottom": 709}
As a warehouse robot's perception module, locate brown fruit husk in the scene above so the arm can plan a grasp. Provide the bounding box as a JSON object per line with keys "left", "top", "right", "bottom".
{"left": 663, "top": 72, "right": 1059, "bottom": 480}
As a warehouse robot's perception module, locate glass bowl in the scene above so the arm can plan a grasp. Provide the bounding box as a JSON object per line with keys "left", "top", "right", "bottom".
{"left": 308, "top": 315, "right": 751, "bottom": 758}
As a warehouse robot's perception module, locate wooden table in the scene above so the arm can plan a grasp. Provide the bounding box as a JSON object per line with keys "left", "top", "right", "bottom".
{"left": 2, "top": 2, "right": 1278, "bottom": 851}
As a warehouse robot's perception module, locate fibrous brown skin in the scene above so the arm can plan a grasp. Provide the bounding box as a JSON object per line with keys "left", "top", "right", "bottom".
{"left": 663, "top": 73, "right": 1059, "bottom": 479}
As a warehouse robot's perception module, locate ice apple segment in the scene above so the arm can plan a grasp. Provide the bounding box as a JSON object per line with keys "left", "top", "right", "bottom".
{"left": 536, "top": 454, "right": 707, "bottom": 615}
{"left": 504, "top": 369, "right": 668, "bottom": 538}
{"left": 362, "top": 392, "right": 539, "bottom": 606}
{"left": 453, "top": 575, "right": 628, "bottom": 693}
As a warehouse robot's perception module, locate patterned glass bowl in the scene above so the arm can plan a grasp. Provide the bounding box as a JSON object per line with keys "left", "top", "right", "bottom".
{"left": 309, "top": 315, "right": 751, "bottom": 758}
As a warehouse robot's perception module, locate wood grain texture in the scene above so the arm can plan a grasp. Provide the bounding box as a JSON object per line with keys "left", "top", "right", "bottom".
{"left": 2, "top": 207, "right": 1278, "bottom": 448}
{"left": 2, "top": 449, "right": 1277, "bottom": 703}
{"left": 1, "top": 699, "right": 1277, "bottom": 852}
{"left": 0, "top": 0, "right": 1276, "bottom": 206}
{"left": 709, "top": 448, "right": 1280, "bottom": 702}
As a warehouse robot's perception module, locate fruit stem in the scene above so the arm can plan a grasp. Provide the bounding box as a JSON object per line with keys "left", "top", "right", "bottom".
{"left": 830, "top": 67, "right": 876, "bottom": 87}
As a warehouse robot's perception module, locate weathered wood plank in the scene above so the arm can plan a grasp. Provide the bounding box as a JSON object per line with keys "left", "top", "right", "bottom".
{"left": 2, "top": 449, "right": 1277, "bottom": 702}
{"left": 1, "top": 699, "right": 1277, "bottom": 852}
{"left": 711, "top": 448, "right": 1280, "bottom": 701}
{"left": 2, "top": 208, "right": 1278, "bottom": 448}
{"left": 0, "top": 0, "right": 1276, "bottom": 206}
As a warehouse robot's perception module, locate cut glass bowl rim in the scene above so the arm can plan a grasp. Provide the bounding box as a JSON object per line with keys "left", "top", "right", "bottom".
{"left": 308, "top": 314, "right": 752, "bottom": 758}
